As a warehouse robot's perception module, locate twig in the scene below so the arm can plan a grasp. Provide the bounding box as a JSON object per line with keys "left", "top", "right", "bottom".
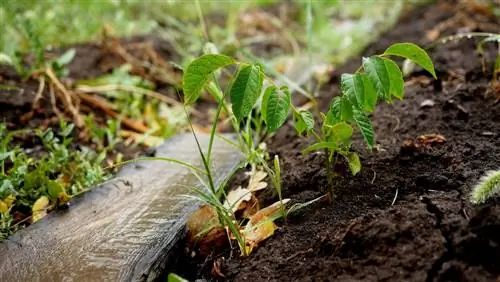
{"left": 32, "top": 76, "right": 45, "bottom": 109}
{"left": 49, "top": 83, "right": 65, "bottom": 120}
{"left": 77, "top": 92, "right": 149, "bottom": 133}
{"left": 76, "top": 84, "right": 179, "bottom": 105}
{"left": 45, "top": 67, "right": 84, "bottom": 127}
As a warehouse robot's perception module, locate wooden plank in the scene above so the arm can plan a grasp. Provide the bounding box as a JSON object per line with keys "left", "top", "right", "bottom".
{"left": 0, "top": 134, "right": 242, "bottom": 282}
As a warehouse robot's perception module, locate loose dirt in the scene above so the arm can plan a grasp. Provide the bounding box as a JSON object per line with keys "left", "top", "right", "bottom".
{"left": 185, "top": 1, "right": 500, "bottom": 281}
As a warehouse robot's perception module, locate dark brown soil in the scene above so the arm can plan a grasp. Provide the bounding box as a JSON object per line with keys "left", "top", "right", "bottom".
{"left": 185, "top": 1, "right": 500, "bottom": 281}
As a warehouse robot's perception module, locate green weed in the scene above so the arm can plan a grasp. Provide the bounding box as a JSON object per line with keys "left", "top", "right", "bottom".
{"left": 0, "top": 121, "right": 111, "bottom": 239}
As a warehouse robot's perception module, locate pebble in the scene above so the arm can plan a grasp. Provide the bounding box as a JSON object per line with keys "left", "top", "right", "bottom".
{"left": 420, "top": 99, "right": 435, "bottom": 108}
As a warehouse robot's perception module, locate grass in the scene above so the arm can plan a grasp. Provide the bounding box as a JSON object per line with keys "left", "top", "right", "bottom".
{"left": 0, "top": 0, "right": 419, "bottom": 240}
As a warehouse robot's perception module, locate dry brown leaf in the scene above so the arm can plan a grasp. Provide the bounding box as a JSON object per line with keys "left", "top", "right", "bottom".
{"left": 186, "top": 205, "right": 228, "bottom": 258}
{"left": 416, "top": 134, "right": 446, "bottom": 147}
{"left": 248, "top": 170, "right": 268, "bottom": 192}
{"left": 241, "top": 199, "right": 291, "bottom": 255}
{"left": 250, "top": 199, "right": 290, "bottom": 223}
{"left": 243, "top": 218, "right": 276, "bottom": 255}
{"left": 187, "top": 205, "right": 220, "bottom": 237}
{"left": 241, "top": 194, "right": 260, "bottom": 219}
{"left": 223, "top": 186, "right": 252, "bottom": 213}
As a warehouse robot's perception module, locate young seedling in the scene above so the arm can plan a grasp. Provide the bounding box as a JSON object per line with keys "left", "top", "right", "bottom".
{"left": 183, "top": 53, "right": 292, "bottom": 170}
{"left": 296, "top": 42, "right": 437, "bottom": 203}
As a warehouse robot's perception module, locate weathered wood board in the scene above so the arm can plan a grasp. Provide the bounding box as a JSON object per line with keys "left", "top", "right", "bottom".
{"left": 0, "top": 134, "right": 242, "bottom": 282}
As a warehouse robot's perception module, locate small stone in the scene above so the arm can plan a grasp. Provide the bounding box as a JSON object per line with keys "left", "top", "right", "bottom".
{"left": 420, "top": 99, "right": 435, "bottom": 108}
{"left": 481, "top": 131, "right": 495, "bottom": 136}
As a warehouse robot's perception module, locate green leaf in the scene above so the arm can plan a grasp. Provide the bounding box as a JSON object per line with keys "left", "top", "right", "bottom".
{"left": 0, "top": 152, "right": 11, "bottom": 162}
{"left": 343, "top": 152, "right": 361, "bottom": 175}
{"left": 262, "top": 85, "right": 291, "bottom": 132}
{"left": 340, "top": 96, "right": 353, "bottom": 121}
{"left": 341, "top": 73, "right": 377, "bottom": 112}
{"left": 383, "top": 42, "right": 437, "bottom": 79}
{"left": 293, "top": 110, "right": 314, "bottom": 135}
{"left": 59, "top": 123, "right": 75, "bottom": 138}
{"left": 183, "top": 54, "right": 235, "bottom": 105}
{"left": 328, "top": 122, "right": 353, "bottom": 144}
{"left": 56, "top": 48, "right": 76, "bottom": 66}
{"left": 230, "top": 64, "right": 264, "bottom": 122}
{"left": 168, "top": 273, "right": 189, "bottom": 282}
{"left": 362, "top": 56, "right": 391, "bottom": 102}
{"left": 326, "top": 97, "right": 341, "bottom": 125}
{"left": 382, "top": 58, "right": 404, "bottom": 100}
{"left": 353, "top": 108, "right": 374, "bottom": 148}
{"left": 302, "top": 142, "right": 338, "bottom": 154}
{"left": 47, "top": 180, "right": 64, "bottom": 200}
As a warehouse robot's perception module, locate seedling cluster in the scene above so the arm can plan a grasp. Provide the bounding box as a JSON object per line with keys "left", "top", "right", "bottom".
{"left": 172, "top": 42, "right": 437, "bottom": 256}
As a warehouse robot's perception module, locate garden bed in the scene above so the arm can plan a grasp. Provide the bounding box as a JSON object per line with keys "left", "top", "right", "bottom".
{"left": 177, "top": 1, "right": 500, "bottom": 281}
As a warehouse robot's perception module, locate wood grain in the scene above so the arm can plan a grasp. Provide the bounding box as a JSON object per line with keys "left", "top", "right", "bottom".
{"left": 0, "top": 134, "right": 242, "bottom": 282}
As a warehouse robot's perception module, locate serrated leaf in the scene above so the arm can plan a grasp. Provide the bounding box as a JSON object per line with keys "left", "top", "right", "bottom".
{"left": 353, "top": 108, "right": 374, "bottom": 148}
{"left": 343, "top": 152, "right": 361, "bottom": 175}
{"left": 302, "top": 142, "right": 338, "bottom": 154}
{"left": 183, "top": 54, "right": 235, "bottom": 105}
{"left": 230, "top": 64, "right": 264, "bottom": 122}
{"left": 383, "top": 42, "right": 436, "bottom": 79}
{"left": 326, "top": 97, "right": 341, "bottom": 125}
{"left": 382, "top": 58, "right": 404, "bottom": 100}
{"left": 341, "top": 73, "right": 377, "bottom": 112}
{"left": 340, "top": 96, "right": 353, "bottom": 121}
{"left": 262, "top": 86, "right": 291, "bottom": 132}
{"left": 293, "top": 110, "right": 314, "bottom": 135}
{"left": 363, "top": 56, "right": 391, "bottom": 102}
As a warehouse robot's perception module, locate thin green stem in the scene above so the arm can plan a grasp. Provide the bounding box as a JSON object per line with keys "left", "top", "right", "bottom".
{"left": 306, "top": 0, "right": 313, "bottom": 96}
{"left": 104, "top": 156, "right": 206, "bottom": 175}
{"left": 325, "top": 150, "right": 334, "bottom": 203}
{"left": 195, "top": 0, "right": 209, "bottom": 42}
{"left": 206, "top": 76, "right": 229, "bottom": 164}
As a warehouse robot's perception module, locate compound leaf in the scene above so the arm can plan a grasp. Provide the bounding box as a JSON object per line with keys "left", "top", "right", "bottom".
{"left": 383, "top": 42, "right": 437, "bottom": 79}
{"left": 230, "top": 64, "right": 264, "bottom": 122}
{"left": 183, "top": 54, "right": 235, "bottom": 105}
